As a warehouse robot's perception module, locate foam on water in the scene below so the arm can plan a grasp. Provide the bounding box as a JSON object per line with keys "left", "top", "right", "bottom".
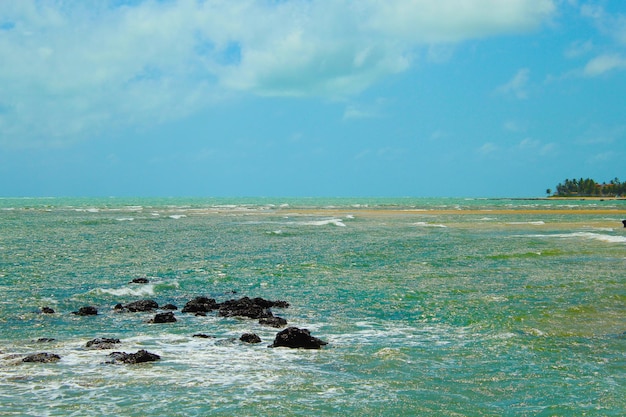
{"left": 93, "top": 285, "right": 156, "bottom": 297}
{"left": 525, "top": 231, "right": 626, "bottom": 244}
{"left": 411, "top": 222, "right": 447, "bottom": 228}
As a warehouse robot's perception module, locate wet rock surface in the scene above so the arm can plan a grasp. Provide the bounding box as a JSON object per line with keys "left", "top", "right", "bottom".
{"left": 269, "top": 327, "right": 328, "bottom": 349}
{"left": 22, "top": 353, "right": 61, "bottom": 363}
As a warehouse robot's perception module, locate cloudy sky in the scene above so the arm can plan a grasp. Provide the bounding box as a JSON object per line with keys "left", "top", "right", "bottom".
{"left": 1, "top": 0, "right": 624, "bottom": 197}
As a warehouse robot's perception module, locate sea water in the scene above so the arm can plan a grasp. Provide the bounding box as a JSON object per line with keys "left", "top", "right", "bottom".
{"left": 0, "top": 197, "right": 624, "bottom": 416}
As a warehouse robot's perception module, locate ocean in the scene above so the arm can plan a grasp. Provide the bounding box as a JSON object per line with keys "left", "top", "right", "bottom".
{"left": 0, "top": 197, "right": 624, "bottom": 416}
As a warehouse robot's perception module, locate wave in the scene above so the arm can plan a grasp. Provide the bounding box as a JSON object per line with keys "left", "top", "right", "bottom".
{"left": 411, "top": 222, "right": 447, "bottom": 228}
{"left": 92, "top": 285, "right": 156, "bottom": 297}
{"left": 299, "top": 219, "right": 346, "bottom": 227}
{"left": 506, "top": 221, "right": 545, "bottom": 225}
{"left": 524, "top": 232, "right": 626, "bottom": 244}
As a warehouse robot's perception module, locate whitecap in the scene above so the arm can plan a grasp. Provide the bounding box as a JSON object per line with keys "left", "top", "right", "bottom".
{"left": 506, "top": 221, "right": 545, "bottom": 225}
{"left": 300, "top": 219, "right": 346, "bottom": 227}
{"left": 411, "top": 222, "right": 447, "bottom": 228}
{"left": 94, "top": 285, "right": 156, "bottom": 297}
{"left": 116, "top": 217, "right": 134, "bottom": 222}
{"left": 168, "top": 214, "right": 186, "bottom": 220}
{"left": 524, "top": 232, "right": 626, "bottom": 244}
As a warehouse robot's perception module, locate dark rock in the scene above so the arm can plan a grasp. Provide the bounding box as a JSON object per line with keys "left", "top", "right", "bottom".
{"left": 218, "top": 297, "right": 274, "bottom": 319}
{"left": 161, "top": 303, "right": 178, "bottom": 310}
{"left": 72, "top": 306, "right": 98, "bottom": 316}
{"left": 40, "top": 307, "right": 55, "bottom": 314}
{"left": 181, "top": 296, "right": 219, "bottom": 313}
{"left": 86, "top": 338, "right": 121, "bottom": 350}
{"left": 195, "top": 312, "right": 207, "bottom": 317}
{"left": 36, "top": 338, "right": 56, "bottom": 343}
{"left": 240, "top": 333, "right": 262, "bottom": 344}
{"left": 130, "top": 277, "right": 150, "bottom": 284}
{"left": 622, "top": 220, "right": 626, "bottom": 228}
{"left": 114, "top": 303, "right": 124, "bottom": 311}
{"left": 149, "top": 312, "right": 177, "bottom": 323}
{"left": 107, "top": 349, "right": 160, "bottom": 364}
{"left": 123, "top": 299, "right": 159, "bottom": 312}
{"left": 192, "top": 333, "right": 214, "bottom": 339}
{"left": 269, "top": 327, "right": 328, "bottom": 349}
{"left": 22, "top": 353, "right": 61, "bottom": 363}
{"left": 259, "top": 316, "right": 288, "bottom": 328}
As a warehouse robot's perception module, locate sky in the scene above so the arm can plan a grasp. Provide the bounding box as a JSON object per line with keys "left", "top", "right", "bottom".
{"left": 0, "top": 0, "right": 625, "bottom": 198}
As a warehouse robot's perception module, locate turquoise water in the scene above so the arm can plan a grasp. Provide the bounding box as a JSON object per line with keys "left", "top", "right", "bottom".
{"left": 1, "top": 197, "right": 624, "bottom": 416}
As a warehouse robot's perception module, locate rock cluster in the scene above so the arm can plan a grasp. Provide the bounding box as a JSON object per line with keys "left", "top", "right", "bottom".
{"left": 18, "top": 293, "right": 326, "bottom": 366}
{"left": 107, "top": 350, "right": 161, "bottom": 364}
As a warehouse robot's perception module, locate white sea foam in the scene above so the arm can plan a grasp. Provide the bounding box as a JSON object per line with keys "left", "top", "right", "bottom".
{"left": 116, "top": 217, "right": 134, "bottom": 221}
{"left": 507, "top": 221, "right": 545, "bottom": 225}
{"left": 95, "top": 284, "right": 156, "bottom": 297}
{"left": 168, "top": 214, "right": 186, "bottom": 220}
{"left": 411, "top": 222, "right": 447, "bottom": 228}
{"left": 300, "top": 219, "right": 346, "bottom": 227}
{"left": 524, "top": 232, "right": 626, "bottom": 244}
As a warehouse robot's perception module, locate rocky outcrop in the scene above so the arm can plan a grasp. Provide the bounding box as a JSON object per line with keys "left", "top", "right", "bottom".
{"left": 269, "top": 327, "right": 327, "bottom": 349}
{"left": 72, "top": 306, "right": 98, "bottom": 316}
{"left": 258, "top": 316, "right": 287, "bottom": 328}
{"left": 240, "top": 333, "right": 262, "bottom": 344}
{"left": 148, "top": 312, "right": 176, "bottom": 323}
{"left": 86, "top": 338, "right": 121, "bottom": 350}
{"left": 161, "top": 303, "right": 178, "bottom": 310}
{"left": 22, "top": 353, "right": 61, "bottom": 363}
{"left": 115, "top": 299, "right": 159, "bottom": 312}
{"left": 218, "top": 296, "right": 288, "bottom": 319}
{"left": 40, "top": 307, "right": 55, "bottom": 314}
{"left": 107, "top": 350, "right": 160, "bottom": 364}
{"left": 181, "top": 296, "right": 219, "bottom": 314}
{"left": 130, "top": 277, "right": 150, "bottom": 284}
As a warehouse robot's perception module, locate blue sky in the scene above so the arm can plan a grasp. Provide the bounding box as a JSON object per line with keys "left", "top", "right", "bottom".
{"left": 1, "top": 0, "right": 625, "bottom": 197}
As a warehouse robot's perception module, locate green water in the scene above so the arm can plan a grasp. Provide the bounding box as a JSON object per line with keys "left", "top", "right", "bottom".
{"left": 0, "top": 197, "right": 624, "bottom": 416}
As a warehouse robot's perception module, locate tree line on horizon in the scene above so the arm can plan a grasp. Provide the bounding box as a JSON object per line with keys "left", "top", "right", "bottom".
{"left": 547, "top": 177, "right": 624, "bottom": 197}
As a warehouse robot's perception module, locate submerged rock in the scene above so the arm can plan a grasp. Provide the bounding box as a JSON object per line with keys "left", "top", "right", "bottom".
{"left": 181, "top": 296, "right": 219, "bottom": 314}
{"left": 161, "top": 303, "right": 178, "bottom": 310}
{"left": 130, "top": 277, "right": 150, "bottom": 284}
{"left": 269, "top": 327, "right": 327, "bottom": 349}
{"left": 36, "top": 338, "right": 56, "bottom": 343}
{"left": 117, "top": 299, "right": 159, "bottom": 312}
{"left": 72, "top": 306, "right": 98, "bottom": 316}
{"left": 259, "top": 316, "right": 287, "bottom": 328}
{"left": 22, "top": 353, "right": 61, "bottom": 363}
{"left": 40, "top": 307, "right": 55, "bottom": 314}
{"left": 86, "top": 338, "right": 121, "bottom": 350}
{"left": 192, "top": 333, "right": 214, "bottom": 339}
{"left": 240, "top": 333, "right": 262, "bottom": 344}
{"left": 148, "top": 312, "right": 177, "bottom": 323}
{"left": 107, "top": 349, "right": 160, "bottom": 364}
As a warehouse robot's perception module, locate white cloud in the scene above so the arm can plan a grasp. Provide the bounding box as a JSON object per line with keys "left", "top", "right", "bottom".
{"left": 583, "top": 54, "right": 626, "bottom": 77}
{"left": 564, "top": 39, "right": 593, "bottom": 58}
{"left": 477, "top": 142, "right": 498, "bottom": 155}
{"left": 497, "top": 68, "right": 530, "bottom": 99}
{"left": 0, "top": 0, "right": 557, "bottom": 148}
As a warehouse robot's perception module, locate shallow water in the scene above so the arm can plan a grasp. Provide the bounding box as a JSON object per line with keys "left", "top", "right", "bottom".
{"left": 1, "top": 197, "right": 625, "bottom": 416}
